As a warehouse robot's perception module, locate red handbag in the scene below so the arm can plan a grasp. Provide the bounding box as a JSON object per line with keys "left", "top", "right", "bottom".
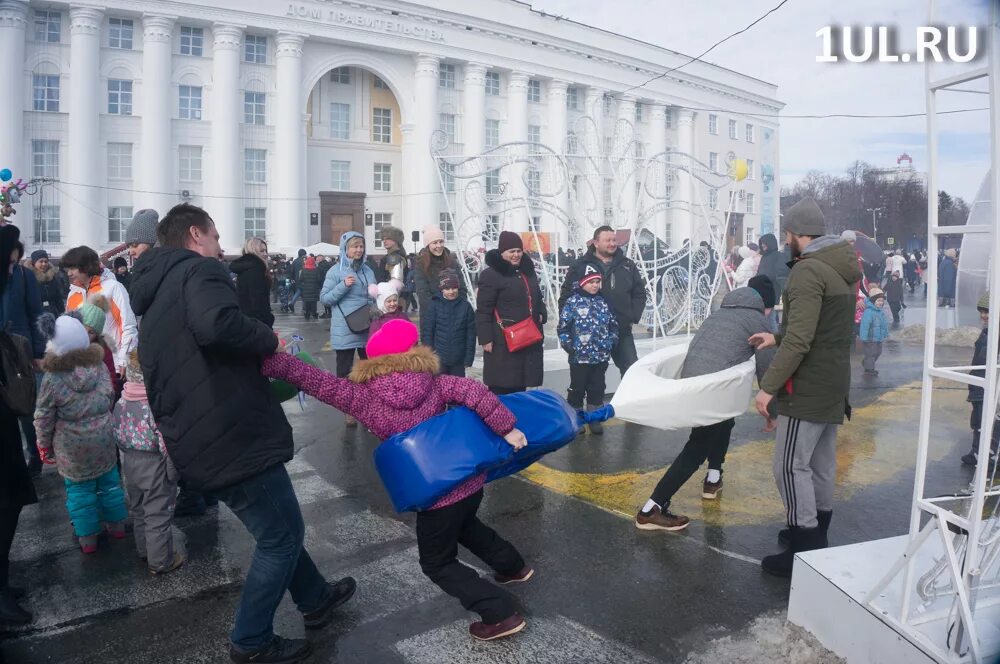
{"left": 494, "top": 274, "right": 543, "bottom": 352}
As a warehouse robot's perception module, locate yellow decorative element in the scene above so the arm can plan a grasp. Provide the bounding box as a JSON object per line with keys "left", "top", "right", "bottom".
{"left": 730, "top": 159, "right": 749, "bottom": 182}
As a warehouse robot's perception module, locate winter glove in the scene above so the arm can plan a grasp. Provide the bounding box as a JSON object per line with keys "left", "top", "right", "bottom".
{"left": 38, "top": 446, "right": 56, "bottom": 465}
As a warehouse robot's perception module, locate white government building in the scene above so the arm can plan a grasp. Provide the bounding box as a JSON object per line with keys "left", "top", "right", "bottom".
{"left": 0, "top": 0, "right": 783, "bottom": 256}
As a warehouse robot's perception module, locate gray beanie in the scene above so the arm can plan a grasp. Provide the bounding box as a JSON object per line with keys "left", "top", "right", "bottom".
{"left": 125, "top": 209, "right": 159, "bottom": 245}
{"left": 783, "top": 197, "right": 826, "bottom": 236}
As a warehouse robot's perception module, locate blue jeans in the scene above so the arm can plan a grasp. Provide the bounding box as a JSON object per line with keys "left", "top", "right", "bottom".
{"left": 64, "top": 466, "right": 128, "bottom": 537}
{"left": 212, "top": 464, "right": 330, "bottom": 650}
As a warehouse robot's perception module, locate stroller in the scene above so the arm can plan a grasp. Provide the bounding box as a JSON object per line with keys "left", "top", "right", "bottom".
{"left": 277, "top": 277, "right": 295, "bottom": 313}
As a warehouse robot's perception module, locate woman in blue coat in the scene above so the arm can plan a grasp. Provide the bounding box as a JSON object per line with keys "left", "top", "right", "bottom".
{"left": 321, "top": 231, "right": 375, "bottom": 425}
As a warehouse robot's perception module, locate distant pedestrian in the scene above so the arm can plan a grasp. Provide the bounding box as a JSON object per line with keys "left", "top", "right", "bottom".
{"left": 317, "top": 256, "right": 334, "bottom": 319}
{"left": 230, "top": 237, "right": 274, "bottom": 328}
{"left": 859, "top": 288, "right": 889, "bottom": 376}
{"left": 29, "top": 250, "right": 68, "bottom": 316}
{"left": 557, "top": 270, "right": 618, "bottom": 433}
{"left": 884, "top": 273, "right": 904, "bottom": 326}
{"left": 298, "top": 256, "right": 321, "bottom": 320}
{"left": 420, "top": 269, "right": 476, "bottom": 378}
{"left": 938, "top": 248, "right": 957, "bottom": 307}
{"left": 962, "top": 292, "right": 999, "bottom": 467}
{"left": 33, "top": 314, "right": 127, "bottom": 554}
{"left": 113, "top": 350, "right": 184, "bottom": 575}
{"left": 113, "top": 257, "right": 131, "bottom": 289}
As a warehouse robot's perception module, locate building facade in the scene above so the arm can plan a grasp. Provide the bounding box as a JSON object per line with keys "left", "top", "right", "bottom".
{"left": 0, "top": 0, "right": 783, "bottom": 255}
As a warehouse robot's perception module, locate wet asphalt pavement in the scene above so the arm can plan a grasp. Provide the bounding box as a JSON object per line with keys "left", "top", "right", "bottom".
{"left": 0, "top": 289, "right": 985, "bottom": 663}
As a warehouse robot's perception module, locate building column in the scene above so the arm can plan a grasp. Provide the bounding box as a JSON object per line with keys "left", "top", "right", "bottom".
{"left": 648, "top": 103, "right": 668, "bottom": 241}
{"left": 546, "top": 80, "right": 569, "bottom": 248}
{"left": 402, "top": 54, "right": 439, "bottom": 239}
{"left": 616, "top": 94, "right": 637, "bottom": 230}
{"left": 272, "top": 32, "right": 307, "bottom": 253}
{"left": 0, "top": 1, "right": 27, "bottom": 222}
{"left": 674, "top": 108, "right": 696, "bottom": 247}
{"left": 66, "top": 6, "right": 104, "bottom": 248}
{"left": 459, "top": 62, "right": 487, "bottom": 248}
{"left": 584, "top": 87, "right": 605, "bottom": 232}
{"left": 505, "top": 71, "right": 529, "bottom": 232}
{"left": 208, "top": 24, "right": 243, "bottom": 252}
{"left": 139, "top": 15, "right": 175, "bottom": 216}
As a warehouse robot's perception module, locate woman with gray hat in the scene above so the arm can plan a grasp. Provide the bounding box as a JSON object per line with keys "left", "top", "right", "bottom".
{"left": 125, "top": 209, "right": 159, "bottom": 261}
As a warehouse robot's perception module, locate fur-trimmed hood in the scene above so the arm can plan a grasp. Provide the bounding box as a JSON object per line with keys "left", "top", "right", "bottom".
{"left": 41, "top": 344, "right": 107, "bottom": 392}
{"left": 32, "top": 264, "right": 59, "bottom": 283}
{"left": 484, "top": 249, "right": 537, "bottom": 277}
{"left": 348, "top": 345, "right": 441, "bottom": 410}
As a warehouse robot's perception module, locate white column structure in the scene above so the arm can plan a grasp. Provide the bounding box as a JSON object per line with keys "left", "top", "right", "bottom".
{"left": 0, "top": 1, "right": 27, "bottom": 207}
{"left": 505, "top": 71, "right": 529, "bottom": 232}
{"left": 546, "top": 80, "right": 569, "bottom": 247}
{"left": 402, "top": 54, "right": 439, "bottom": 238}
{"left": 139, "top": 15, "right": 175, "bottom": 215}
{"left": 272, "top": 32, "right": 307, "bottom": 253}
{"left": 584, "top": 87, "right": 605, "bottom": 232}
{"left": 209, "top": 24, "right": 243, "bottom": 251}
{"left": 459, "top": 62, "right": 487, "bottom": 247}
{"left": 674, "top": 108, "right": 696, "bottom": 247}
{"left": 616, "top": 94, "right": 637, "bottom": 230}
{"left": 648, "top": 103, "right": 669, "bottom": 240}
{"left": 66, "top": 6, "right": 104, "bottom": 248}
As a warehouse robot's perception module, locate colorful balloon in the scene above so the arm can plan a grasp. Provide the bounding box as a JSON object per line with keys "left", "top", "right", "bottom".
{"left": 730, "top": 159, "right": 748, "bottom": 182}
{"left": 0, "top": 169, "right": 11, "bottom": 182}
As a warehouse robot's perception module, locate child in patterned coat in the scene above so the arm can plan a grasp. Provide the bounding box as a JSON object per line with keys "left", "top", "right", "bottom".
{"left": 113, "top": 350, "right": 184, "bottom": 575}
{"left": 557, "top": 270, "right": 619, "bottom": 433}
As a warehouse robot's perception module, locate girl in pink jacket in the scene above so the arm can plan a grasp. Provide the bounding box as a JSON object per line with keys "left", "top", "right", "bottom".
{"left": 263, "top": 319, "right": 532, "bottom": 642}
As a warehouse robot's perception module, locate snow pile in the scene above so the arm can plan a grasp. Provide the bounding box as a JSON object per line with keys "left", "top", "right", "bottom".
{"left": 685, "top": 611, "right": 844, "bottom": 664}
{"left": 895, "top": 324, "right": 980, "bottom": 347}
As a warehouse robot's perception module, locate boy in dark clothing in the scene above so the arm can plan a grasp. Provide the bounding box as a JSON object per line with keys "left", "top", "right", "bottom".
{"left": 298, "top": 257, "right": 321, "bottom": 319}
{"left": 884, "top": 273, "right": 905, "bottom": 326}
{"left": 420, "top": 269, "right": 476, "bottom": 377}
{"left": 963, "top": 292, "right": 999, "bottom": 467}
{"left": 557, "top": 270, "right": 619, "bottom": 434}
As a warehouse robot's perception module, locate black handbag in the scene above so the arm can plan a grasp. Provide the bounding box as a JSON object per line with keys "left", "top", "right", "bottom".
{"left": 339, "top": 303, "right": 372, "bottom": 334}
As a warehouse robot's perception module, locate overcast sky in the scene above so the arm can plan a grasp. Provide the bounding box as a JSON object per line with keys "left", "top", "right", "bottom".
{"left": 529, "top": 0, "right": 993, "bottom": 203}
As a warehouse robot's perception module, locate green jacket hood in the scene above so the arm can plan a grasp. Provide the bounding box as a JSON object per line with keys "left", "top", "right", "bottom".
{"left": 799, "top": 235, "right": 862, "bottom": 286}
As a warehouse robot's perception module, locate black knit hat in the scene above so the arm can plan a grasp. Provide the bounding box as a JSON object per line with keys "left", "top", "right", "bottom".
{"left": 498, "top": 231, "right": 523, "bottom": 253}
{"left": 748, "top": 274, "right": 776, "bottom": 309}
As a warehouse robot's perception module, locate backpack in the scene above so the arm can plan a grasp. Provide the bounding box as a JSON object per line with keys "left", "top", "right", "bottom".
{"left": 0, "top": 328, "right": 37, "bottom": 416}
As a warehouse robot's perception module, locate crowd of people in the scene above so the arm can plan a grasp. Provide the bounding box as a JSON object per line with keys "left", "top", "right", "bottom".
{"left": 0, "top": 198, "right": 994, "bottom": 662}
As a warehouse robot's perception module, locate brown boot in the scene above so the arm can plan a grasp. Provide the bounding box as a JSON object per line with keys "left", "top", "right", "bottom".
{"left": 634, "top": 505, "right": 690, "bottom": 531}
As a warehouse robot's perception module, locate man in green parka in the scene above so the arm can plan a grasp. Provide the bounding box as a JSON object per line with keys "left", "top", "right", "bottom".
{"left": 749, "top": 197, "right": 863, "bottom": 577}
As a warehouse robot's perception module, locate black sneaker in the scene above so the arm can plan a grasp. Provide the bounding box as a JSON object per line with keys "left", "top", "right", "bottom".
{"left": 229, "top": 636, "right": 311, "bottom": 664}
{"left": 303, "top": 577, "right": 357, "bottom": 630}
{"left": 962, "top": 451, "right": 978, "bottom": 466}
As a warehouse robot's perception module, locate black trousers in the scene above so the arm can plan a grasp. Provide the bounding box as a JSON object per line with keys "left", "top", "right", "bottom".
{"left": 610, "top": 328, "right": 638, "bottom": 378}
{"left": 970, "top": 401, "right": 1000, "bottom": 453}
{"left": 650, "top": 418, "right": 736, "bottom": 507}
{"left": 489, "top": 385, "right": 523, "bottom": 396}
{"left": 567, "top": 362, "right": 608, "bottom": 407}
{"left": 889, "top": 301, "right": 902, "bottom": 324}
{"left": 303, "top": 301, "right": 317, "bottom": 317}
{"left": 0, "top": 505, "right": 23, "bottom": 588}
{"left": 440, "top": 363, "right": 466, "bottom": 377}
{"left": 415, "top": 489, "right": 523, "bottom": 624}
{"left": 335, "top": 348, "right": 368, "bottom": 378}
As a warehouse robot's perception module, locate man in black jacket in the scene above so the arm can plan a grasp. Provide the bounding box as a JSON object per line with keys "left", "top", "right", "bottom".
{"left": 129, "top": 204, "right": 355, "bottom": 664}
{"left": 558, "top": 226, "right": 647, "bottom": 377}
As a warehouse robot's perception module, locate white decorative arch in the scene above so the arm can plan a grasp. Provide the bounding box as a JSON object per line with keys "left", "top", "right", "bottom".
{"left": 302, "top": 52, "right": 412, "bottom": 122}
{"left": 439, "top": 102, "right": 457, "bottom": 116}
{"left": 101, "top": 56, "right": 136, "bottom": 80}
{"left": 241, "top": 71, "right": 270, "bottom": 94}
{"left": 171, "top": 65, "right": 204, "bottom": 86}
{"left": 26, "top": 52, "right": 61, "bottom": 75}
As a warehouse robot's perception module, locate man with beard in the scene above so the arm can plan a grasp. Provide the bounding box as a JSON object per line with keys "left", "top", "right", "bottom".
{"left": 748, "top": 197, "right": 862, "bottom": 577}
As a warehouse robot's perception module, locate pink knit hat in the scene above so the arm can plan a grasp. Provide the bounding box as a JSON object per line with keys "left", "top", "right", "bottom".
{"left": 366, "top": 319, "right": 419, "bottom": 358}
{"left": 422, "top": 223, "right": 445, "bottom": 247}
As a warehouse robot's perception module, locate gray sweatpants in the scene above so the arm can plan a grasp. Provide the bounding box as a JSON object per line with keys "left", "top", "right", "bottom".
{"left": 862, "top": 341, "right": 882, "bottom": 372}
{"left": 773, "top": 416, "right": 838, "bottom": 529}
{"left": 122, "top": 448, "right": 179, "bottom": 569}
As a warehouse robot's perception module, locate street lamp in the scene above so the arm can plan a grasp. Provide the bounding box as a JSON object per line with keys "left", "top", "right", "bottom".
{"left": 866, "top": 207, "right": 883, "bottom": 244}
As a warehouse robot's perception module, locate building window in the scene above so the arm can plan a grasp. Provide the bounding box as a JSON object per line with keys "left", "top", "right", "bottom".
{"left": 330, "top": 67, "right": 350, "bottom": 84}
{"left": 180, "top": 26, "right": 204, "bottom": 56}
{"left": 31, "top": 140, "right": 58, "bottom": 178}
{"left": 745, "top": 123, "right": 755, "bottom": 143}
{"left": 746, "top": 193, "right": 756, "bottom": 214}
{"left": 244, "top": 35, "right": 266, "bottom": 63}
{"left": 373, "top": 163, "right": 391, "bottom": 192}
{"left": 107, "top": 79, "right": 132, "bottom": 115}
{"left": 567, "top": 130, "right": 579, "bottom": 154}
{"left": 603, "top": 97, "right": 613, "bottom": 117}
{"left": 34, "top": 206, "right": 60, "bottom": 243}
{"left": 440, "top": 163, "right": 455, "bottom": 193}
{"left": 439, "top": 63, "right": 455, "bottom": 88}
{"left": 108, "top": 206, "right": 132, "bottom": 243}
{"left": 34, "top": 10, "right": 60, "bottom": 43}
{"left": 485, "top": 215, "right": 500, "bottom": 242}
{"left": 371, "top": 212, "right": 392, "bottom": 249}
{"left": 108, "top": 18, "right": 133, "bottom": 49}
{"left": 527, "top": 79, "right": 541, "bottom": 103}
{"left": 746, "top": 159, "right": 755, "bottom": 180}
{"left": 709, "top": 189, "right": 718, "bottom": 210}
{"left": 665, "top": 182, "right": 673, "bottom": 202}
{"left": 179, "top": 85, "right": 202, "bottom": 120}
{"left": 603, "top": 177, "right": 614, "bottom": 223}
{"left": 485, "top": 119, "right": 499, "bottom": 149}
{"left": 485, "top": 169, "right": 500, "bottom": 195}
{"left": 244, "top": 91, "right": 265, "bottom": 125}
{"left": 330, "top": 161, "right": 350, "bottom": 190}
{"left": 179, "top": 145, "right": 202, "bottom": 181}
{"left": 709, "top": 152, "right": 719, "bottom": 173}
{"left": 665, "top": 109, "right": 673, "bottom": 129}
{"left": 635, "top": 104, "right": 643, "bottom": 123}
{"left": 485, "top": 71, "right": 500, "bottom": 96}
{"left": 527, "top": 169, "right": 541, "bottom": 196}
{"left": 708, "top": 114, "right": 718, "bottom": 135}
{"left": 439, "top": 113, "right": 456, "bottom": 143}
{"left": 529, "top": 216, "right": 540, "bottom": 232}
{"left": 32, "top": 75, "right": 59, "bottom": 112}
{"left": 728, "top": 190, "right": 736, "bottom": 208}
{"left": 372, "top": 107, "right": 392, "bottom": 143}
{"left": 525, "top": 125, "right": 541, "bottom": 148}
{"left": 107, "top": 142, "right": 132, "bottom": 179}
{"left": 244, "top": 208, "right": 266, "bottom": 240}
{"left": 440, "top": 213, "right": 455, "bottom": 243}
{"left": 728, "top": 119, "right": 738, "bottom": 140}
{"left": 244, "top": 149, "right": 266, "bottom": 184}
{"left": 373, "top": 76, "right": 390, "bottom": 90}
{"left": 330, "top": 103, "right": 350, "bottom": 139}
{"left": 567, "top": 87, "right": 580, "bottom": 111}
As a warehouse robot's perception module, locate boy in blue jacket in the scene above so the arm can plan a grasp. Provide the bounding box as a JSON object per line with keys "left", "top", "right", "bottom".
{"left": 558, "top": 269, "right": 618, "bottom": 433}
{"left": 420, "top": 269, "right": 476, "bottom": 377}
{"left": 860, "top": 287, "right": 889, "bottom": 376}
